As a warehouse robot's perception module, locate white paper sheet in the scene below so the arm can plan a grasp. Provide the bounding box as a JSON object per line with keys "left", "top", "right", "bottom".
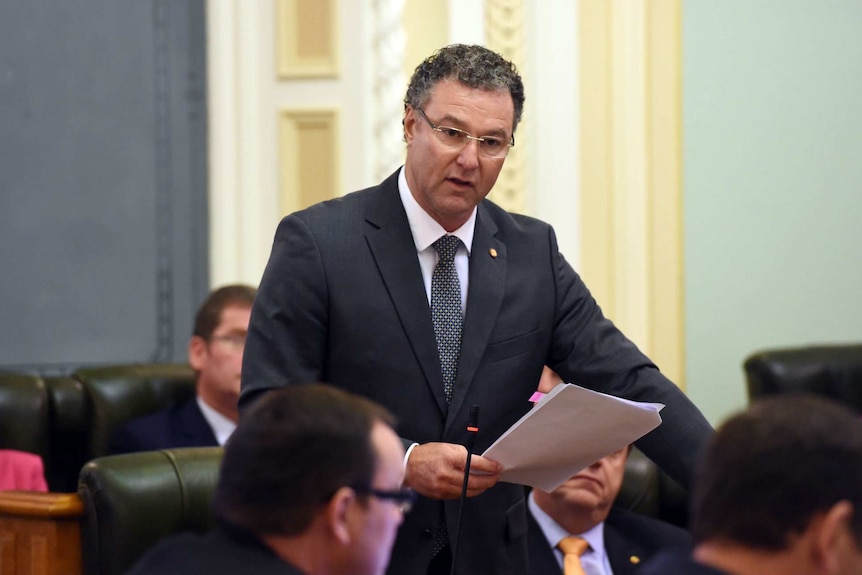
{"left": 480, "top": 383, "right": 664, "bottom": 491}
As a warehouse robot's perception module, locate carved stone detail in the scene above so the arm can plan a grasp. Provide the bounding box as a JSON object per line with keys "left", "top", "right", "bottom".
{"left": 371, "top": 0, "right": 407, "bottom": 182}
{"left": 486, "top": 0, "right": 527, "bottom": 214}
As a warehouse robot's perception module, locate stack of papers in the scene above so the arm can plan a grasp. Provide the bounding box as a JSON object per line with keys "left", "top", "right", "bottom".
{"left": 481, "top": 383, "right": 664, "bottom": 491}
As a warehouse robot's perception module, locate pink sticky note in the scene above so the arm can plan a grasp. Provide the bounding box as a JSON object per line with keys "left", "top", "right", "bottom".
{"left": 529, "top": 391, "right": 546, "bottom": 403}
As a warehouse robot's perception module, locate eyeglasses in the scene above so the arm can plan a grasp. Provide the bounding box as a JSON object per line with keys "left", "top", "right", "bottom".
{"left": 208, "top": 333, "right": 246, "bottom": 350}
{"left": 353, "top": 486, "right": 416, "bottom": 514}
{"left": 414, "top": 107, "right": 514, "bottom": 159}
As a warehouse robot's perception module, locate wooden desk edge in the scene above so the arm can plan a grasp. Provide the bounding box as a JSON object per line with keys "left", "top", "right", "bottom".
{"left": 0, "top": 491, "right": 84, "bottom": 518}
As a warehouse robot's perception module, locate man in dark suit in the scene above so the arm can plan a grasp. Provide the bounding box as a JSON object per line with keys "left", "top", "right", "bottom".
{"left": 241, "top": 44, "right": 712, "bottom": 575}
{"left": 110, "top": 284, "right": 257, "bottom": 454}
{"left": 126, "top": 384, "right": 410, "bottom": 575}
{"left": 528, "top": 446, "right": 691, "bottom": 575}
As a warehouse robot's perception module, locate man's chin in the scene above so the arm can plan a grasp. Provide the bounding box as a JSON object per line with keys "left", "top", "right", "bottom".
{"left": 553, "top": 490, "right": 603, "bottom": 511}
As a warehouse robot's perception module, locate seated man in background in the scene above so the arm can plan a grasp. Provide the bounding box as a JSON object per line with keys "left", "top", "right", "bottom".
{"left": 642, "top": 394, "right": 862, "bottom": 575}
{"left": 528, "top": 367, "right": 691, "bottom": 575}
{"left": 528, "top": 446, "right": 691, "bottom": 575}
{"left": 109, "top": 284, "right": 257, "bottom": 454}
{"left": 125, "top": 383, "right": 410, "bottom": 575}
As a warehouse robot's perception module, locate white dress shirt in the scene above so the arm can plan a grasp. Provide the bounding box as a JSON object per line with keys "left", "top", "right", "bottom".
{"left": 397, "top": 167, "right": 475, "bottom": 314}
{"left": 196, "top": 396, "right": 236, "bottom": 446}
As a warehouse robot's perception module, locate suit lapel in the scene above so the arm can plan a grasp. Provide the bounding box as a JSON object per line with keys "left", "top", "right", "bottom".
{"left": 605, "top": 522, "right": 639, "bottom": 575}
{"left": 446, "top": 204, "right": 506, "bottom": 430}
{"left": 176, "top": 400, "right": 219, "bottom": 445}
{"left": 364, "top": 172, "right": 448, "bottom": 415}
{"left": 526, "top": 510, "right": 564, "bottom": 575}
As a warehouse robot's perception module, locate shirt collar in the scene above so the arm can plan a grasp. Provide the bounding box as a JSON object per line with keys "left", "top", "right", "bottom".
{"left": 196, "top": 396, "right": 237, "bottom": 446}
{"left": 398, "top": 166, "right": 475, "bottom": 254}
{"left": 528, "top": 491, "right": 607, "bottom": 559}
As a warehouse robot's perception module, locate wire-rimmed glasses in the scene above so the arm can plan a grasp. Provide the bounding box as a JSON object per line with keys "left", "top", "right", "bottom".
{"left": 414, "top": 107, "right": 514, "bottom": 159}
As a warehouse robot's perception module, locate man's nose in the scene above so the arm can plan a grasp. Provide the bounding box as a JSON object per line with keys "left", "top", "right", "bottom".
{"left": 456, "top": 138, "right": 480, "bottom": 168}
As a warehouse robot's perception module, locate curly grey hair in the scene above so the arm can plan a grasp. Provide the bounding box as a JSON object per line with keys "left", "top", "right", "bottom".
{"left": 404, "top": 44, "right": 525, "bottom": 132}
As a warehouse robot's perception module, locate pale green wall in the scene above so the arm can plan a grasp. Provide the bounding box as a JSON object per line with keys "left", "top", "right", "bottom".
{"left": 683, "top": 0, "right": 862, "bottom": 425}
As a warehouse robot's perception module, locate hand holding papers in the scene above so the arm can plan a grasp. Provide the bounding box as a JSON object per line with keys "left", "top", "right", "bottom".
{"left": 481, "top": 383, "right": 664, "bottom": 492}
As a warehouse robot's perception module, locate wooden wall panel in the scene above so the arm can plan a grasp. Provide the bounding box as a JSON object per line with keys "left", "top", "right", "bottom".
{"left": 278, "top": 109, "right": 340, "bottom": 215}
{"left": 579, "top": 0, "right": 685, "bottom": 387}
{"left": 276, "top": 0, "right": 340, "bottom": 78}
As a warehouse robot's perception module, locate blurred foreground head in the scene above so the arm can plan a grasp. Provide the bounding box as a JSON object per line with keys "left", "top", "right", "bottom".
{"left": 691, "top": 394, "right": 862, "bottom": 575}
{"left": 215, "top": 383, "right": 407, "bottom": 575}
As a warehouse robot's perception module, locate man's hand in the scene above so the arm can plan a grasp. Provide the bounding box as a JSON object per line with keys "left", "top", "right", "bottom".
{"left": 404, "top": 442, "right": 502, "bottom": 499}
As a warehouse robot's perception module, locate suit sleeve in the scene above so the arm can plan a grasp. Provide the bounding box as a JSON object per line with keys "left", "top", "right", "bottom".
{"left": 239, "top": 209, "right": 424, "bottom": 448}
{"left": 546, "top": 229, "right": 713, "bottom": 490}
{"left": 239, "top": 213, "right": 330, "bottom": 413}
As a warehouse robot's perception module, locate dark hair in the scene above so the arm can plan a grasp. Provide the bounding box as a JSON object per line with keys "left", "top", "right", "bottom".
{"left": 404, "top": 44, "right": 525, "bottom": 132}
{"left": 193, "top": 284, "right": 257, "bottom": 339}
{"left": 691, "top": 394, "right": 862, "bottom": 549}
{"left": 213, "top": 384, "right": 396, "bottom": 535}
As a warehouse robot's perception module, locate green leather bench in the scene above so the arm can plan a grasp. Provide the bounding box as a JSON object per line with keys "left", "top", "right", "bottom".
{"left": 78, "top": 447, "right": 223, "bottom": 575}
{"left": 0, "top": 364, "right": 195, "bottom": 491}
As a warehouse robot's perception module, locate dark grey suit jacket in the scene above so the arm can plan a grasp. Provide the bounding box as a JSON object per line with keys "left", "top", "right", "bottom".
{"left": 527, "top": 506, "right": 693, "bottom": 575}
{"left": 241, "top": 168, "right": 712, "bottom": 575}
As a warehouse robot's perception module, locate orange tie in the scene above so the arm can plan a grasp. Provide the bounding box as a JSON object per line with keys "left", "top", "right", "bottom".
{"left": 557, "top": 536, "right": 589, "bottom": 575}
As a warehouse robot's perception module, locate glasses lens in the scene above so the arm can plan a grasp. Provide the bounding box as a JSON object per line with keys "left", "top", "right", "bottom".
{"left": 436, "top": 128, "right": 467, "bottom": 147}
{"left": 482, "top": 141, "right": 510, "bottom": 158}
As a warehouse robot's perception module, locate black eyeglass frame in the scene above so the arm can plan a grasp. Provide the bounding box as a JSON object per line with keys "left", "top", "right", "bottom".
{"left": 352, "top": 485, "right": 417, "bottom": 514}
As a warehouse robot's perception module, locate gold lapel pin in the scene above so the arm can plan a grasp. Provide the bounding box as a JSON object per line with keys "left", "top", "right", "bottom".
{"left": 629, "top": 556, "right": 641, "bottom": 564}
{"left": 489, "top": 248, "right": 498, "bottom": 258}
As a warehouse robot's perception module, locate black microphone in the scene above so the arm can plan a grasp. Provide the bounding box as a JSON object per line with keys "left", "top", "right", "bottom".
{"left": 450, "top": 405, "right": 479, "bottom": 575}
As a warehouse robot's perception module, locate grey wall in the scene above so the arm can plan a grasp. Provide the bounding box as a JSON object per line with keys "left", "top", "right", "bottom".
{"left": 0, "top": 0, "right": 209, "bottom": 373}
{"left": 683, "top": 0, "right": 862, "bottom": 424}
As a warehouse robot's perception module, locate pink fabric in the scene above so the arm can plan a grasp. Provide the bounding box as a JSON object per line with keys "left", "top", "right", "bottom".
{"left": 0, "top": 449, "right": 49, "bottom": 492}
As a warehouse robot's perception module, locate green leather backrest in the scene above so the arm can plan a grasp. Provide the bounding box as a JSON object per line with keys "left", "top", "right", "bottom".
{"left": 616, "top": 447, "right": 688, "bottom": 529}
{"left": 0, "top": 365, "right": 199, "bottom": 492}
{"left": 44, "top": 376, "right": 89, "bottom": 491}
{"left": 0, "top": 372, "right": 50, "bottom": 459}
{"left": 79, "top": 446, "right": 223, "bottom": 575}
{"left": 73, "top": 363, "right": 196, "bottom": 461}
{"left": 744, "top": 344, "right": 862, "bottom": 410}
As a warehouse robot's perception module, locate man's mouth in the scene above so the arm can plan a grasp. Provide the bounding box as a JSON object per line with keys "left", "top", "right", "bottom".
{"left": 447, "top": 177, "right": 473, "bottom": 188}
{"left": 571, "top": 475, "right": 601, "bottom": 486}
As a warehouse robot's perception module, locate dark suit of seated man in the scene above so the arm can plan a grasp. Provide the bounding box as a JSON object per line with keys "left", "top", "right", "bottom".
{"left": 109, "top": 284, "right": 257, "bottom": 454}
{"left": 125, "top": 384, "right": 410, "bottom": 575}
{"left": 528, "top": 445, "right": 691, "bottom": 575}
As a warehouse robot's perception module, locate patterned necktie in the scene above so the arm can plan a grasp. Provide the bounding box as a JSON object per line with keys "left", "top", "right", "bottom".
{"left": 431, "top": 235, "right": 462, "bottom": 404}
{"left": 557, "top": 536, "right": 589, "bottom": 575}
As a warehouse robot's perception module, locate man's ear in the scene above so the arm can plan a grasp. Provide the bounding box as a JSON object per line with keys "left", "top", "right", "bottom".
{"left": 326, "top": 486, "right": 357, "bottom": 545}
{"left": 814, "top": 500, "right": 855, "bottom": 573}
{"left": 188, "top": 335, "right": 208, "bottom": 371}
{"left": 403, "top": 107, "right": 416, "bottom": 144}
